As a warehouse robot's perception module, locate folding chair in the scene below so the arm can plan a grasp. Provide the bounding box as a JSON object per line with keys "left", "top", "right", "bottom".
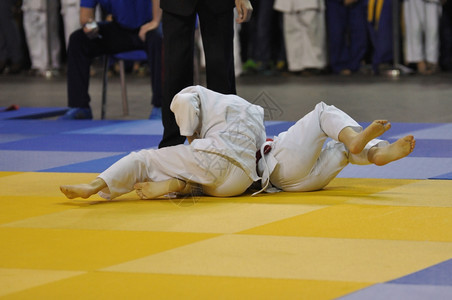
{"left": 101, "top": 50, "right": 148, "bottom": 119}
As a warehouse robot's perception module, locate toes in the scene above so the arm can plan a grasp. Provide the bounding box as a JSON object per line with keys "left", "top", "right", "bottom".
{"left": 375, "top": 120, "right": 391, "bottom": 131}
{"left": 135, "top": 189, "right": 146, "bottom": 199}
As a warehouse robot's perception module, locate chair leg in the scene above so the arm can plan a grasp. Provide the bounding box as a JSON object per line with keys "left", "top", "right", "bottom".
{"left": 119, "top": 60, "right": 129, "bottom": 116}
{"left": 101, "top": 55, "right": 109, "bottom": 120}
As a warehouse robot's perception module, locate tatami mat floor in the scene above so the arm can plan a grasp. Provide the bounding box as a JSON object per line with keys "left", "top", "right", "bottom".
{"left": 1, "top": 117, "right": 451, "bottom": 299}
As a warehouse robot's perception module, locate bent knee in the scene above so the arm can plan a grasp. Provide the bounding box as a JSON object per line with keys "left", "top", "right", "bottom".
{"left": 203, "top": 182, "right": 250, "bottom": 197}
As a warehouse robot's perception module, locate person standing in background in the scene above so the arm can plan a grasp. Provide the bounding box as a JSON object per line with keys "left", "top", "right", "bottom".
{"left": 403, "top": 0, "right": 442, "bottom": 74}
{"left": 158, "top": 0, "right": 253, "bottom": 148}
{"left": 61, "top": 0, "right": 81, "bottom": 49}
{"left": 22, "top": 0, "right": 61, "bottom": 76}
{"left": 0, "top": 0, "right": 23, "bottom": 74}
{"left": 367, "top": 0, "right": 395, "bottom": 74}
{"left": 252, "top": 0, "right": 286, "bottom": 75}
{"left": 325, "top": 0, "right": 368, "bottom": 75}
{"left": 439, "top": 0, "right": 452, "bottom": 71}
{"left": 274, "top": 0, "right": 327, "bottom": 75}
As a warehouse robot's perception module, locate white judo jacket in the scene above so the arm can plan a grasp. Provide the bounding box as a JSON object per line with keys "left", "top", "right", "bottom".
{"left": 170, "top": 85, "right": 266, "bottom": 182}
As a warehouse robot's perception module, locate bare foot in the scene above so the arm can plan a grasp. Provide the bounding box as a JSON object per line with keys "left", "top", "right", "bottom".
{"left": 135, "top": 182, "right": 161, "bottom": 199}
{"left": 369, "top": 135, "right": 416, "bottom": 166}
{"left": 60, "top": 178, "right": 107, "bottom": 200}
{"left": 60, "top": 184, "right": 97, "bottom": 199}
{"left": 134, "top": 179, "right": 187, "bottom": 200}
{"left": 348, "top": 120, "right": 391, "bottom": 154}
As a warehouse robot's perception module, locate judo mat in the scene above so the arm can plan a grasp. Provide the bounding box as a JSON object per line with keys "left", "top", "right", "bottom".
{"left": 0, "top": 107, "right": 68, "bottom": 120}
{"left": 1, "top": 119, "right": 452, "bottom": 299}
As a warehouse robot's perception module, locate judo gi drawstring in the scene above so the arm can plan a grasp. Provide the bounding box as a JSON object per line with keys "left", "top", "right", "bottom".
{"left": 252, "top": 138, "right": 274, "bottom": 196}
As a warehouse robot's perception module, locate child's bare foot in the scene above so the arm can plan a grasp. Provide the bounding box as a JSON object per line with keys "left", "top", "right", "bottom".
{"left": 369, "top": 135, "right": 416, "bottom": 166}
{"left": 60, "top": 184, "right": 96, "bottom": 199}
{"left": 60, "top": 178, "right": 107, "bottom": 200}
{"left": 135, "top": 179, "right": 187, "bottom": 200}
{"left": 134, "top": 182, "right": 161, "bottom": 199}
{"left": 348, "top": 120, "right": 391, "bottom": 154}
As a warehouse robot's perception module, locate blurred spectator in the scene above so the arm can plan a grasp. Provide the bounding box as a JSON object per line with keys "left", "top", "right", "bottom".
{"left": 326, "top": 0, "right": 368, "bottom": 75}
{"left": 60, "top": 0, "right": 163, "bottom": 120}
{"left": 22, "top": 0, "right": 61, "bottom": 76}
{"left": 403, "top": 0, "right": 442, "bottom": 74}
{"left": 0, "top": 0, "right": 23, "bottom": 74}
{"left": 61, "top": 0, "right": 81, "bottom": 48}
{"left": 439, "top": 0, "right": 452, "bottom": 71}
{"left": 274, "top": 0, "right": 327, "bottom": 75}
{"left": 252, "top": 0, "right": 286, "bottom": 75}
{"left": 367, "top": 0, "right": 395, "bottom": 74}
{"left": 238, "top": 0, "right": 259, "bottom": 74}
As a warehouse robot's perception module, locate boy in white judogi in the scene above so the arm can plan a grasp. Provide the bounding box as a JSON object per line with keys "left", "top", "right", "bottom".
{"left": 274, "top": 0, "right": 327, "bottom": 73}
{"left": 257, "top": 102, "right": 415, "bottom": 193}
{"left": 61, "top": 85, "right": 266, "bottom": 200}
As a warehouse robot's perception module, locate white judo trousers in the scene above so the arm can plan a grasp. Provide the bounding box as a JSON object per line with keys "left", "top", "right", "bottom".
{"left": 61, "top": 0, "right": 81, "bottom": 48}
{"left": 98, "top": 86, "right": 266, "bottom": 200}
{"left": 98, "top": 145, "right": 253, "bottom": 199}
{"left": 403, "top": 0, "right": 442, "bottom": 64}
{"left": 260, "top": 102, "right": 387, "bottom": 192}
{"left": 22, "top": 0, "right": 61, "bottom": 71}
{"left": 274, "top": 0, "right": 327, "bottom": 72}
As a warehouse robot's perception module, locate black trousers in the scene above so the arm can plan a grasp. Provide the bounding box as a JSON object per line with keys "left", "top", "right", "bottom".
{"left": 67, "top": 21, "right": 162, "bottom": 109}
{"left": 158, "top": 5, "right": 235, "bottom": 148}
{"left": 0, "top": 0, "right": 23, "bottom": 65}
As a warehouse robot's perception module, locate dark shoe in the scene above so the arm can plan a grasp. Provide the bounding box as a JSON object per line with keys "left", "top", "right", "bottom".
{"left": 59, "top": 108, "right": 93, "bottom": 120}
{"left": 149, "top": 107, "right": 161, "bottom": 119}
{"left": 9, "top": 61, "right": 22, "bottom": 74}
{"left": 0, "top": 61, "right": 6, "bottom": 73}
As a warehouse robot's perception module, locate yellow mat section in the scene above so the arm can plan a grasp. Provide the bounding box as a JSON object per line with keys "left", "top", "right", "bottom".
{"left": 1, "top": 172, "right": 452, "bottom": 299}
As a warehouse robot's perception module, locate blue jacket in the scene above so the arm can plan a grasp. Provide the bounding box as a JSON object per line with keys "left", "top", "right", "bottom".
{"left": 81, "top": 0, "right": 153, "bottom": 29}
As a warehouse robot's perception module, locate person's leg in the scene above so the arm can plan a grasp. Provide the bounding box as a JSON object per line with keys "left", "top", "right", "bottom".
{"left": 348, "top": 0, "right": 368, "bottom": 72}
{"left": 48, "top": 0, "right": 61, "bottom": 70}
{"left": 278, "top": 140, "right": 350, "bottom": 192}
{"left": 338, "top": 120, "right": 391, "bottom": 154}
{"left": 0, "top": 0, "right": 23, "bottom": 68}
{"left": 325, "top": 0, "right": 348, "bottom": 73}
{"left": 197, "top": 5, "right": 236, "bottom": 94}
{"left": 159, "top": 11, "right": 195, "bottom": 148}
{"left": 66, "top": 29, "right": 103, "bottom": 109}
{"left": 61, "top": 176, "right": 189, "bottom": 200}
{"left": 306, "top": 8, "right": 327, "bottom": 70}
{"left": 283, "top": 12, "right": 303, "bottom": 72}
{"left": 60, "top": 147, "right": 184, "bottom": 200}
{"left": 60, "top": 143, "right": 250, "bottom": 200}
{"left": 367, "top": 135, "right": 416, "bottom": 166}
{"left": 60, "top": 0, "right": 80, "bottom": 48}
{"left": 285, "top": 134, "right": 416, "bottom": 192}
{"left": 60, "top": 178, "right": 107, "bottom": 199}
{"left": 134, "top": 178, "right": 187, "bottom": 199}
{"left": 202, "top": 162, "right": 252, "bottom": 197}
{"left": 144, "top": 28, "right": 163, "bottom": 107}
{"left": 23, "top": 9, "right": 47, "bottom": 72}
{"left": 269, "top": 102, "right": 359, "bottom": 189}
{"left": 269, "top": 102, "right": 390, "bottom": 190}
{"left": 404, "top": 0, "right": 424, "bottom": 66}
{"left": 424, "top": 1, "right": 441, "bottom": 70}
{"left": 252, "top": 0, "right": 275, "bottom": 70}
{"left": 66, "top": 22, "right": 142, "bottom": 109}
{"left": 371, "top": 0, "right": 394, "bottom": 73}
